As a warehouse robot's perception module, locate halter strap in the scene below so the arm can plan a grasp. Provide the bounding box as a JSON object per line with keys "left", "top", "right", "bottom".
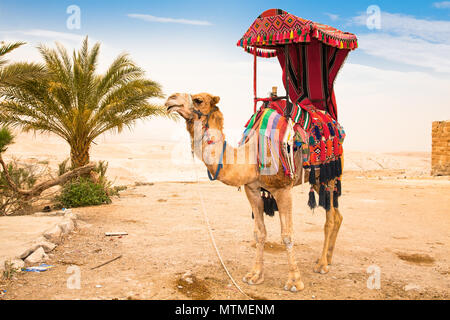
{"left": 193, "top": 106, "right": 218, "bottom": 129}
{"left": 207, "top": 140, "right": 227, "bottom": 181}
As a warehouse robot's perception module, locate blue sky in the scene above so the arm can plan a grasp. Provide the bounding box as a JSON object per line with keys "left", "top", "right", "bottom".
{"left": 1, "top": 0, "right": 450, "bottom": 151}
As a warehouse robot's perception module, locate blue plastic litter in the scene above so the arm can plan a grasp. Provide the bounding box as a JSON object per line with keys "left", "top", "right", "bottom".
{"left": 23, "top": 264, "right": 54, "bottom": 272}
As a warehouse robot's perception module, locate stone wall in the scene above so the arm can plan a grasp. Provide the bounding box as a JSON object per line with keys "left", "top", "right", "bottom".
{"left": 432, "top": 121, "right": 450, "bottom": 176}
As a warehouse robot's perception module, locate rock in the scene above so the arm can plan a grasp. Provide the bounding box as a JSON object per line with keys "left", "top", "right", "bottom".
{"left": 43, "top": 225, "right": 63, "bottom": 243}
{"left": 58, "top": 218, "right": 75, "bottom": 235}
{"left": 18, "top": 244, "right": 41, "bottom": 259}
{"left": 24, "top": 247, "right": 48, "bottom": 265}
{"left": 181, "top": 271, "right": 194, "bottom": 284}
{"left": 33, "top": 237, "right": 57, "bottom": 253}
{"left": 18, "top": 237, "right": 57, "bottom": 259}
{"left": 403, "top": 284, "right": 421, "bottom": 291}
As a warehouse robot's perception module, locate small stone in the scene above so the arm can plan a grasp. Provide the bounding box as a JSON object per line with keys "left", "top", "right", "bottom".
{"left": 24, "top": 247, "right": 48, "bottom": 265}
{"left": 43, "top": 225, "right": 63, "bottom": 244}
{"left": 403, "top": 284, "right": 421, "bottom": 291}
{"left": 95, "top": 285, "right": 102, "bottom": 288}
{"left": 177, "top": 285, "right": 183, "bottom": 289}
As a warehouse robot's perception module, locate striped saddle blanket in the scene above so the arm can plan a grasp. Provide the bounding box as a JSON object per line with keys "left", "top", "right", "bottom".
{"left": 239, "top": 100, "right": 345, "bottom": 179}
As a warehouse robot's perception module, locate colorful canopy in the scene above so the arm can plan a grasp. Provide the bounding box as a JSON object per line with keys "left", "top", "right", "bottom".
{"left": 237, "top": 9, "right": 358, "bottom": 58}
{"left": 236, "top": 9, "right": 358, "bottom": 120}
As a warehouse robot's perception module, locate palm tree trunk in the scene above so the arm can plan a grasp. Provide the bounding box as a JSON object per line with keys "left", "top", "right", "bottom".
{"left": 70, "top": 143, "right": 90, "bottom": 168}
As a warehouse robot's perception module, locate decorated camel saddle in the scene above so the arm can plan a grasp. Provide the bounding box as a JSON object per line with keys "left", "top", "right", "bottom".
{"left": 240, "top": 100, "right": 345, "bottom": 210}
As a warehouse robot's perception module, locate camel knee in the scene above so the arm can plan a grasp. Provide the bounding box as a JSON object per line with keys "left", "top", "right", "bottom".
{"left": 324, "top": 218, "right": 335, "bottom": 233}
{"left": 282, "top": 235, "right": 294, "bottom": 250}
{"left": 254, "top": 231, "right": 266, "bottom": 244}
{"left": 334, "top": 210, "right": 343, "bottom": 227}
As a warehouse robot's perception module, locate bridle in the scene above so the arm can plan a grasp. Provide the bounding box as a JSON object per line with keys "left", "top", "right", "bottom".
{"left": 187, "top": 94, "right": 226, "bottom": 181}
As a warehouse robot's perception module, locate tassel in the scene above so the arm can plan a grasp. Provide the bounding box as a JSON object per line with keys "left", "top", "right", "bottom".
{"left": 327, "top": 123, "right": 335, "bottom": 136}
{"left": 336, "top": 179, "right": 342, "bottom": 196}
{"left": 337, "top": 157, "right": 342, "bottom": 177}
{"left": 325, "top": 188, "right": 331, "bottom": 211}
{"left": 308, "top": 189, "right": 317, "bottom": 209}
{"left": 319, "top": 183, "right": 325, "bottom": 207}
{"left": 333, "top": 189, "right": 339, "bottom": 208}
{"left": 314, "top": 126, "right": 321, "bottom": 140}
{"left": 326, "top": 163, "right": 332, "bottom": 182}
{"left": 319, "top": 164, "right": 326, "bottom": 184}
{"left": 320, "top": 139, "right": 326, "bottom": 162}
{"left": 309, "top": 165, "right": 316, "bottom": 185}
{"left": 330, "top": 161, "right": 336, "bottom": 180}
{"left": 333, "top": 136, "right": 339, "bottom": 156}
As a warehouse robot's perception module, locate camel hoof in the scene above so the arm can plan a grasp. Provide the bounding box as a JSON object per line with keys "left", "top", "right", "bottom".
{"left": 284, "top": 271, "right": 304, "bottom": 293}
{"left": 243, "top": 271, "right": 264, "bottom": 285}
{"left": 313, "top": 263, "right": 330, "bottom": 274}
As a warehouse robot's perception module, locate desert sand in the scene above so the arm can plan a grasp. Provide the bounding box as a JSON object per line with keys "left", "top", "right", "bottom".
{"left": 0, "top": 132, "right": 449, "bottom": 300}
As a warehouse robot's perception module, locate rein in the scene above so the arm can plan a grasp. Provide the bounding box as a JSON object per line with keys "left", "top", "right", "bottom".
{"left": 207, "top": 140, "right": 226, "bottom": 181}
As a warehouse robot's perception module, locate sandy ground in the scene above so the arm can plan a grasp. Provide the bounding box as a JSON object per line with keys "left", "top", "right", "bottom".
{"left": 1, "top": 132, "right": 449, "bottom": 300}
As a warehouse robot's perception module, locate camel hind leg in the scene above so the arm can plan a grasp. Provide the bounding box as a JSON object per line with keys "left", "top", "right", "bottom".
{"left": 312, "top": 179, "right": 341, "bottom": 274}
{"left": 242, "top": 182, "right": 266, "bottom": 285}
{"left": 326, "top": 207, "right": 343, "bottom": 265}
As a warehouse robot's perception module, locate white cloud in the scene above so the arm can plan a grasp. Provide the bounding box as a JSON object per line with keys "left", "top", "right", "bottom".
{"left": 324, "top": 13, "right": 339, "bottom": 21}
{"left": 351, "top": 11, "right": 450, "bottom": 72}
{"left": 433, "top": 1, "right": 450, "bottom": 8}
{"left": 127, "top": 14, "right": 212, "bottom": 26}
{"left": 0, "top": 29, "right": 84, "bottom": 42}
{"left": 357, "top": 33, "right": 450, "bottom": 73}
{"left": 352, "top": 12, "right": 450, "bottom": 43}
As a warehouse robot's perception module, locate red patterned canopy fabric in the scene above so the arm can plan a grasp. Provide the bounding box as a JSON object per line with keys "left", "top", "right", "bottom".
{"left": 236, "top": 9, "right": 358, "bottom": 56}
{"left": 236, "top": 9, "right": 358, "bottom": 120}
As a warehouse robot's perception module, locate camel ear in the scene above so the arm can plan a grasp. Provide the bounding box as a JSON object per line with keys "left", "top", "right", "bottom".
{"left": 212, "top": 96, "right": 220, "bottom": 105}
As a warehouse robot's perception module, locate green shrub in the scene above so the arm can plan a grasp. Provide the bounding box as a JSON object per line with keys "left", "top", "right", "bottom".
{"left": 57, "top": 177, "right": 111, "bottom": 208}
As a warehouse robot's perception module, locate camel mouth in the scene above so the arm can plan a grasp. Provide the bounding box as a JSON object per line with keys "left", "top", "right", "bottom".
{"left": 166, "top": 104, "right": 182, "bottom": 112}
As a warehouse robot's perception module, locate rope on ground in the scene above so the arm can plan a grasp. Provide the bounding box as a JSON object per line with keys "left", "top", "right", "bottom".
{"left": 192, "top": 156, "right": 253, "bottom": 300}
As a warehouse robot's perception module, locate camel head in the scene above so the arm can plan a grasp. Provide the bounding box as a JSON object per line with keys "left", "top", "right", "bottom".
{"left": 165, "top": 92, "right": 221, "bottom": 122}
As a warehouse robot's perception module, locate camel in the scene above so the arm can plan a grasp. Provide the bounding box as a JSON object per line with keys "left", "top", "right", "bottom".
{"left": 165, "top": 92, "right": 343, "bottom": 292}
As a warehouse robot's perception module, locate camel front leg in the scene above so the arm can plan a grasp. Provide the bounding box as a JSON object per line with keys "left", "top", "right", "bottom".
{"left": 273, "top": 188, "right": 304, "bottom": 292}
{"left": 243, "top": 183, "right": 266, "bottom": 285}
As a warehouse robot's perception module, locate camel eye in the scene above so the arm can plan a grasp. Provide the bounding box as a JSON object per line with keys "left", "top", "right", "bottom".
{"left": 193, "top": 98, "right": 203, "bottom": 104}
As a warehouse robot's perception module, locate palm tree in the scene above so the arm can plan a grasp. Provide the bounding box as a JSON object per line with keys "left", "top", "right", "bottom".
{"left": 0, "top": 37, "right": 167, "bottom": 168}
